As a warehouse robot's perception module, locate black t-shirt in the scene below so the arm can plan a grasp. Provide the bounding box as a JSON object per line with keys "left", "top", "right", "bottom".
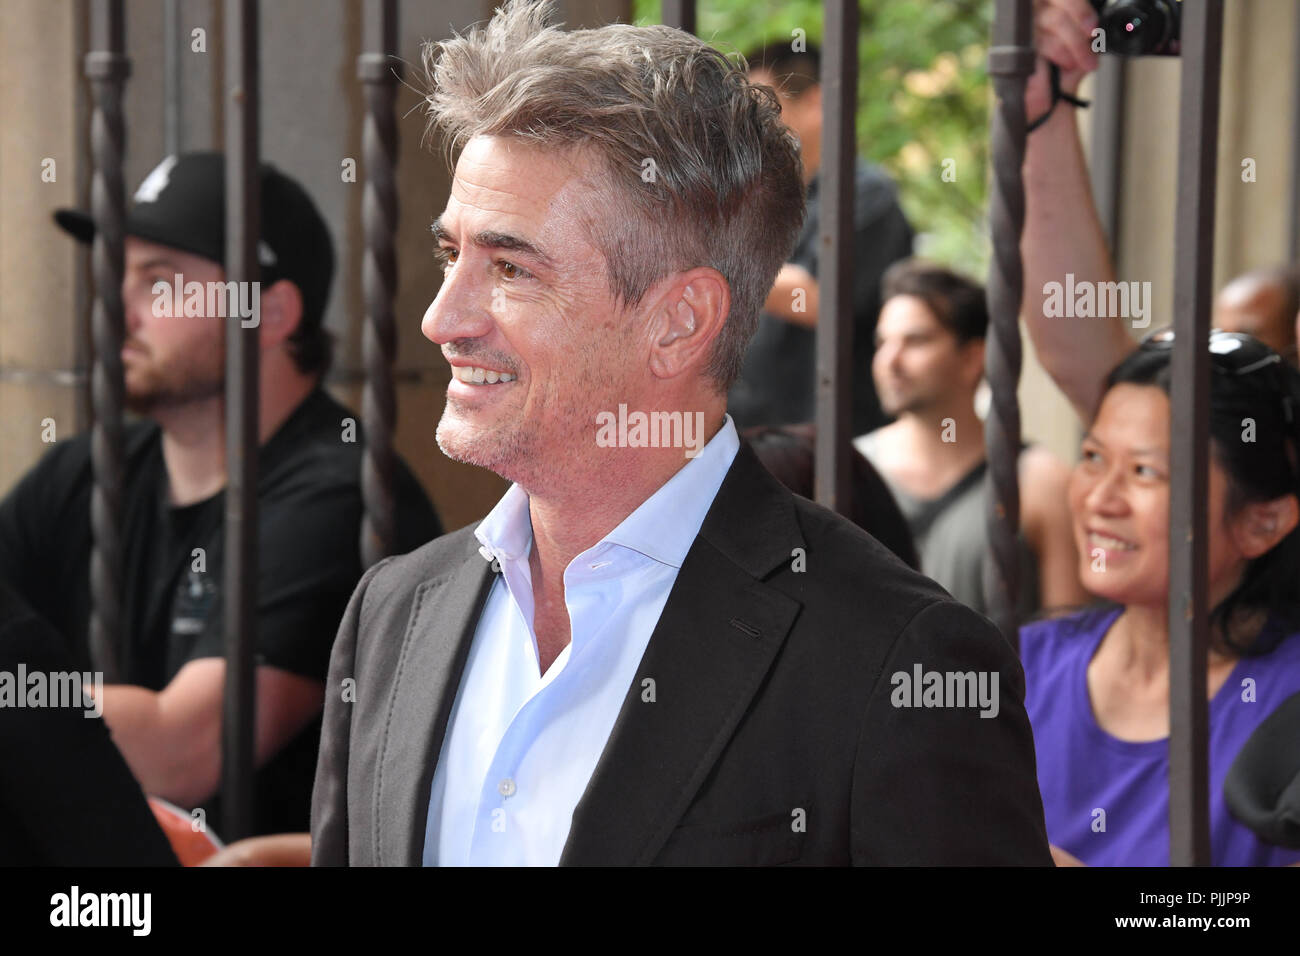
{"left": 0, "top": 386, "right": 443, "bottom": 836}
{"left": 727, "top": 160, "right": 914, "bottom": 435}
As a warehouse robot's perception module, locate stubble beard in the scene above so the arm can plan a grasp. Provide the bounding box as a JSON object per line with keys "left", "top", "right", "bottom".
{"left": 877, "top": 385, "right": 912, "bottom": 419}
{"left": 436, "top": 347, "right": 627, "bottom": 494}
{"left": 436, "top": 395, "right": 536, "bottom": 481}
{"left": 123, "top": 350, "right": 224, "bottom": 416}
{"left": 436, "top": 387, "right": 601, "bottom": 494}
{"left": 881, "top": 380, "right": 947, "bottom": 420}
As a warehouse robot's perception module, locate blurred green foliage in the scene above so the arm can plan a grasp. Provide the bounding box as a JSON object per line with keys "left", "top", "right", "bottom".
{"left": 631, "top": 0, "right": 994, "bottom": 275}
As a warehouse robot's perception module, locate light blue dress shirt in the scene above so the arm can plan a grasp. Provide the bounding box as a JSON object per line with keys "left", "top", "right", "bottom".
{"left": 423, "top": 415, "right": 740, "bottom": 866}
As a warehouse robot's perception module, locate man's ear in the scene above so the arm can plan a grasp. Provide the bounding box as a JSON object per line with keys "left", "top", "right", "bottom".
{"left": 646, "top": 267, "right": 730, "bottom": 381}
{"left": 1234, "top": 494, "right": 1300, "bottom": 559}
{"left": 960, "top": 337, "right": 986, "bottom": 389}
{"left": 803, "top": 83, "right": 822, "bottom": 114}
{"left": 258, "top": 279, "right": 304, "bottom": 350}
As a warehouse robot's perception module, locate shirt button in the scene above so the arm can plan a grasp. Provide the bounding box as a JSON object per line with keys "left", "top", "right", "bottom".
{"left": 498, "top": 777, "right": 517, "bottom": 797}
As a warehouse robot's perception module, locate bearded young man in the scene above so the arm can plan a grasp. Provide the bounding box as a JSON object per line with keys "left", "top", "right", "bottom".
{"left": 0, "top": 154, "right": 441, "bottom": 837}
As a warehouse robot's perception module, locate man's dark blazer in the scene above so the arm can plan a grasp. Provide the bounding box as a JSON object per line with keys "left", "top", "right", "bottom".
{"left": 311, "top": 441, "right": 1053, "bottom": 866}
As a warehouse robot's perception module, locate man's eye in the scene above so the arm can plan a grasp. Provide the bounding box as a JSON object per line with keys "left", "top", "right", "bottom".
{"left": 436, "top": 248, "right": 458, "bottom": 269}
{"left": 498, "top": 260, "right": 533, "bottom": 281}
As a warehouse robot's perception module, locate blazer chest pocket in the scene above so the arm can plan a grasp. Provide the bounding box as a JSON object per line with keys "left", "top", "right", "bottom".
{"left": 656, "top": 809, "right": 804, "bottom": 866}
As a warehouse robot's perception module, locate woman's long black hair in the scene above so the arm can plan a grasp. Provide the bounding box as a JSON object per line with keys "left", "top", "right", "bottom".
{"left": 1102, "top": 341, "right": 1300, "bottom": 656}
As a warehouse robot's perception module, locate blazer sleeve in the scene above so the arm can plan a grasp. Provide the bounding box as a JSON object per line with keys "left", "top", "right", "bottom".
{"left": 310, "top": 557, "right": 391, "bottom": 866}
{"left": 850, "top": 600, "right": 1054, "bottom": 865}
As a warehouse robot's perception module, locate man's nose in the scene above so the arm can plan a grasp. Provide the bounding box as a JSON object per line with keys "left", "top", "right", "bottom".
{"left": 121, "top": 278, "right": 149, "bottom": 335}
{"left": 879, "top": 341, "right": 903, "bottom": 373}
{"left": 421, "top": 262, "right": 492, "bottom": 346}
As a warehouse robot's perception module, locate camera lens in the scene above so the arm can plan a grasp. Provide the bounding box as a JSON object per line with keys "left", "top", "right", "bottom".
{"left": 1102, "top": 0, "right": 1178, "bottom": 56}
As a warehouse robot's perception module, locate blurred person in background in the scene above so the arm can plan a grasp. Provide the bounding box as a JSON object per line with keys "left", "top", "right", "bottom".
{"left": 856, "top": 260, "right": 1087, "bottom": 619}
{"left": 1210, "top": 265, "right": 1298, "bottom": 363}
{"left": 744, "top": 422, "right": 919, "bottom": 570}
{"left": 727, "top": 40, "right": 913, "bottom": 436}
{"left": 0, "top": 152, "right": 442, "bottom": 838}
{"left": 0, "top": 577, "right": 179, "bottom": 866}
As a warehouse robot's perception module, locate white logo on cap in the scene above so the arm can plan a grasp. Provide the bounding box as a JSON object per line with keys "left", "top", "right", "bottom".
{"left": 133, "top": 155, "right": 179, "bottom": 204}
{"left": 258, "top": 240, "right": 278, "bottom": 268}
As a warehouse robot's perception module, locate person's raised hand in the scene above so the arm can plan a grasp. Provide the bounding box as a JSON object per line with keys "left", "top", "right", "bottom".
{"left": 1025, "top": 0, "right": 1102, "bottom": 120}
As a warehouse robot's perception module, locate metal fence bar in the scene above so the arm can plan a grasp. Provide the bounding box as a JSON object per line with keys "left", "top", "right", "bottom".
{"left": 660, "top": 0, "right": 695, "bottom": 34}
{"left": 1168, "top": 0, "right": 1223, "bottom": 869}
{"left": 358, "top": 0, "right": 401, "bottom": 569}
{"left": 982, "top": 0, "right": 1034, "bottom": 647}
{"left": 1088, "top": 55, "right": 1126, "bottom": 251}
{"left": 86, "top": 0, "right": 130, "bottom": 684}
{"left": 164, "top": 0, "right": 181, "bottom": 155}
{"left": 813, "top": 0, "right": 857, "bottom": 516}
{"left": 1289, "top": 6, "right": 1300, "bottom": 261}
{"left": 221, "top": 0, "right": 260, "bottom": 842}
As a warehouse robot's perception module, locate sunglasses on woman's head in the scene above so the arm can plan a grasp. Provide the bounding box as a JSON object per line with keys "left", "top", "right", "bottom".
{"left": 1139, "top": 327, "right": 1287, "bottom": 375}
{"left": 1138, "top": 326, "right": 1294, "bottom": 423}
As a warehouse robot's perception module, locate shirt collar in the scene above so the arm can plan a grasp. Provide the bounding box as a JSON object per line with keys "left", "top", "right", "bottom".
{"left": 474, "top": 481, "right": 533, "bottom": 564}
{"left": 474, "top": 414, "right": 741, "bottom": 571}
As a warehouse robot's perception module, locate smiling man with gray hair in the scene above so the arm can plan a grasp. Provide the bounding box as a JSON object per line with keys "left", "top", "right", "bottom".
{"left": 311, "top": 0, "right": 1052, "bottom": 866}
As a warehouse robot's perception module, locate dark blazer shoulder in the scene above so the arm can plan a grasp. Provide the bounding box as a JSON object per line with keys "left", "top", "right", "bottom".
{"left": 714, "top": 443, "right": 981, "bottom": 686}
{"left": 352, "top": 523, "right": 482, "bottom": 620}
{"left": 780, "top": 485, "right": 959, "bottom": 635}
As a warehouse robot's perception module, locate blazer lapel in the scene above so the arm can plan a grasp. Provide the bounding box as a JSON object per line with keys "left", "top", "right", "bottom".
{"left": 376, "top": 539, "right": 496, "bottom": 866}
{"left": 560, "top": 443, "right": 805, "bottom": 865}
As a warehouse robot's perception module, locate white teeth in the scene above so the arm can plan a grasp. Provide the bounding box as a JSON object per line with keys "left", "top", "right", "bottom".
{"left": 454, "top": 365, "right": 516, "bottom": 385}
{"left": 1090, "top": 532, "right": 1136, "bottom": 551}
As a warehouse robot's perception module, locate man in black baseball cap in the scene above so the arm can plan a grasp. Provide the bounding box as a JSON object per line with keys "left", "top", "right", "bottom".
{"left": 0, "top": 153, "right": 443, "bottom": 840}
{"left": 54, "top": 152, "right": 333, "bottom": 354}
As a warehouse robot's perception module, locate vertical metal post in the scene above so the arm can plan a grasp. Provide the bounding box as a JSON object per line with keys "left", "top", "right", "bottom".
{"left": 358, "top": 0, "right": 401, "bottom": 569}
{"left": 1089, "top": 55, "right": 1127, "bottom": 250}
{"left": 164, "top": 0, "right": 182, "bottom": 155}
{"left": 660, "top": 0, "right": 695, "bottom": 34}
{"left": 813, "top": 0, "right": 856, "bottom": 516}
{"left": 222, "top": 0, "right": 259, "bottom": 842}
{"left": 1168, "top": 0, "right": 1223, "bottom": 869}
{"left": 86, "top": 0, "right": 129, "bottom": 684}
{"left": 1288, "top": 5, "right": 1300, "bottom": 260}
{"left": 983, "top": 0, "right": 1034, "bottom": 648}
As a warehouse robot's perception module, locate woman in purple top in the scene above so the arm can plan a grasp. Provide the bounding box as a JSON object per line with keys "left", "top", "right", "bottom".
{"left": 1021, "top": 328, "right": 1300, "bottom": 866}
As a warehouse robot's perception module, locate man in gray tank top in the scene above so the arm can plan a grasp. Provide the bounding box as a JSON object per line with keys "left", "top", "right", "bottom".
{"left": 855, "top": 261, "right": 1088, "bottom": 620}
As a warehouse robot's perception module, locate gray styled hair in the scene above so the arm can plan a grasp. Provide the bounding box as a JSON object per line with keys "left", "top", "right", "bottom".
{"left": 421, "top": 0, "right": 806, "bottom": 392}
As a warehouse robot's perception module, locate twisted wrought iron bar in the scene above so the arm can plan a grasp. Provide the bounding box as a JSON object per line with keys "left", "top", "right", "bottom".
{"left": 983, "top": 0, "right": 1035, "bottom": 649}
{"left": 358, "top": 0, "right": 401, "bottom": 569}
{"left": 86, "top": 0, "right": 130, "bottom": 683}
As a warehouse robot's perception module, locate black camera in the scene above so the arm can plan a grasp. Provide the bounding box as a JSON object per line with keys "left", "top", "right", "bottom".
{"left": 1089, "top": 0, "right": 1181, "bottom": 56}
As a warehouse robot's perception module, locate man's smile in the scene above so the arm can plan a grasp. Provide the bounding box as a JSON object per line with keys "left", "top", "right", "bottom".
{"left": 450, "top": 364, "right": 518, "bottom": 385}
